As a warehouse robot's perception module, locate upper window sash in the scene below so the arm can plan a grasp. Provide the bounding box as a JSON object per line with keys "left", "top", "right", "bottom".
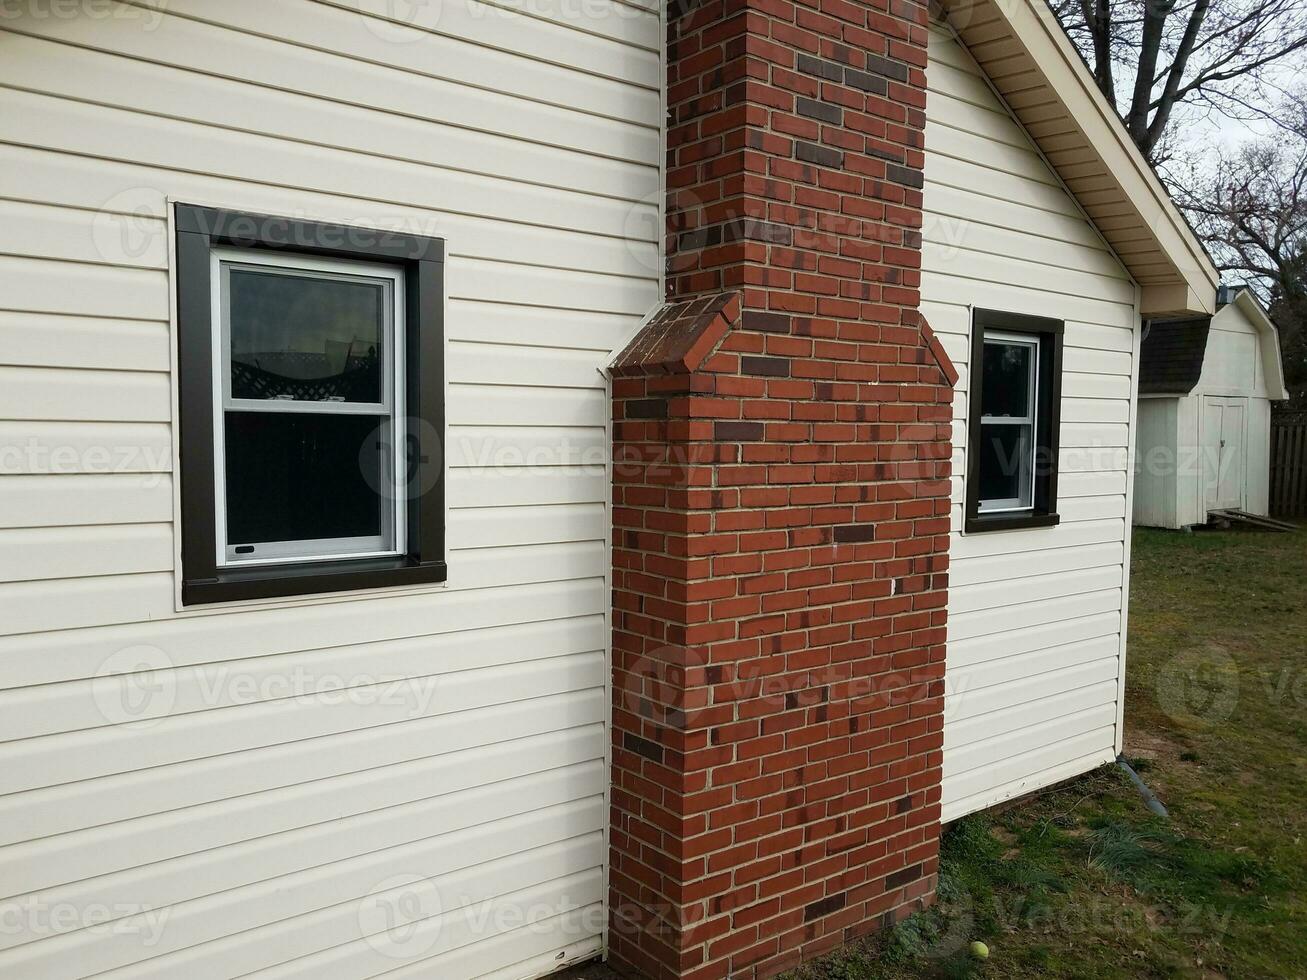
{"left": 214, "top": 249, "right": 402, "bottom": 416}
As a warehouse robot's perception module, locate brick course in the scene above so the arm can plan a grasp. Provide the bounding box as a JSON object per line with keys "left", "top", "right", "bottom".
{"left": 608, "top": 1, "right": 954, "bottom": 977}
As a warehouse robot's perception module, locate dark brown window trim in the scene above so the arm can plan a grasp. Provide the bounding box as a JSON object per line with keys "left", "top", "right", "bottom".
{"left": 965, "top": 308, "right": 1064, "bottom": 535}
{"left": 175, "top": 204, "right": 447, "bottom": 605}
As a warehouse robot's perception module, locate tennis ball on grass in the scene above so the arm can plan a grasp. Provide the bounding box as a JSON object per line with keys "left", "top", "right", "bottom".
{"left": 970, "top": 941, "right": 989, "bottom": 960}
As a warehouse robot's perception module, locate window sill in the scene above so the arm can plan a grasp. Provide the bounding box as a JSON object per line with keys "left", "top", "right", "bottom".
{"left": 182, "top": 556, "right": 448, "bottom": 605}
{"left": 964, "top": 512, "right": 1061, "bottom": 534}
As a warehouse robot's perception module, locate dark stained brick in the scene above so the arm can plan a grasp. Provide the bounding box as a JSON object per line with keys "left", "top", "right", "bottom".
{"left": 804, "top": 892, "right": 847, "bottom": 922}
{"left": 833, "top": 524, "right": 877, "bottom": 543}
{"left": 886, "top": 863, "right": 923, "bottom": 889}
{"left": 796, "top": 97, "right": 842, "bottom": 124}
{"left": 844, "top": 68, "right": 888, "bottom": 95}
{"left": 626, "top": 399, "right": 668, "bottom": 419}
{"left": 886, "top": 163, "right": 924, "bottom": 189}
{"left": 715, "top": 421, "right": 766, "bottom": 441}
{"left": 623, "top": 732, "right": 664, "bottom": 764}
{"left": 795, "top": 141, "right": 844, "bottom": 168}
{"left": 740, "top": 356, "right": 791, "bottom": 377}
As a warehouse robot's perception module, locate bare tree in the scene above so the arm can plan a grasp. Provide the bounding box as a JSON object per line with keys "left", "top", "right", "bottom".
{"left": 1051, "top": 0, "right": 1307, "bottom": 162}
{"left": 1173, "top": 115, "right": 1307, "bottom": 400}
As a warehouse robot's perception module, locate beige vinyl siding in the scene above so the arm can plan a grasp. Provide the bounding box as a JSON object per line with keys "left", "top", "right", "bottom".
{"left": 924, "top": 25, "right": 1138, "bottom": 822}
{"left": 0, "top": 1, "right": 659, "bottom": 976}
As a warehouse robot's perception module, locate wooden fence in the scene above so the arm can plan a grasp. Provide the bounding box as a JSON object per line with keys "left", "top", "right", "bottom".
{"left": 1271, "top": 416, "right": 1307, "bottom": 518}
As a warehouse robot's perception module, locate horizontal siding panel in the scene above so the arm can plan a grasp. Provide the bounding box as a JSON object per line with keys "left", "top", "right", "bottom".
{"left": 942, "top": 724, "right": 1117, "bottom": 805}
{"left": 948, "top": 493, "right": 1126, "bottom": 531}
{"left": 0, "top": 473, "right": 173, "bottom": 529}
{"left": 0, "top": 579, "right": 605, "bottom": 691}
{"left": 96, "top": 839, "right": 601, "bottom": 980}
{"left": 0, "top": 309, "right": 169, "bottom": 372}
{"left": 0, "top": 650, "right": 604, "bottom": 794}
{"left": 0, "top": 612, "right": 603, "bottom": 748}
{"left": 950, "top": 541, "right": 1122, "bottom": 586}
{"left": 0, "top": 254, "right": 166, "bottom": 320}
{"left": 0, "top": 571, "right": 175, "bottom": 637}
{"left": 942, "top": 746, "right": 1117, "bottom": 824}
{"left": 925, "top": 111, "right": 1056, "bottom": 183}
{"left": 945, "top": 658, "right": 1119, "bottom": 729}
{"left": 448, "top": 540, "right": 606, "bottom": 591}
{"left": 447, "top": 467, "right": 607, "bottom": 508}
{"left": 923, "top": 183, "right": 1111, "bottom": 254}
{"left": 923, "top": 243, "right": 1134, "bottom": 305}
{"left": 0, "top": 91, "right": 648, "bottom": 240}
{"left": 0, "top": 146, "right": 660, "bottom": 281}
{"left": 923, "top": 204, "right": 1122, "bottom": 279}
{"left": 0, "top": 35, "right": 655, "bottom": 203}
{"left": 925, "top": 154, "right": 1082, "bottom": 218}
{"left": 0, "top": 198, "right": 168, "bottom": 270}
{"left": 360, "top": 909, "right": 601, "bottom": 980}
{"left": 948, "top": 611, "right": 1121, "bottom": 671}
{"left": 253, "top": 867, "right": 603, "bottom": 980}
{"left": 447, "top": 386, "right": 606, "bottom": 427}
{"left": 2, "top": 10, "right": 658, "bottom": 161}
{"left": 446, "top": 426, "right": 607, "bottom": 469}
{"left": 448, "top": 343, "right": 608, "bottom": 389}
{"left": 6, "top": 801, "right": 604, "bottom": 978}
{"left": 0, "top": 523, "right": 173, "bottom": 583}
{"left": 447, "top": 503, "right": 605, "bottom": 550}
{"left": 949, "top": 564, "right": 1122, "bottom": 614}
{"left": 447, "top": 301, "right": 640, "bottom": 351}
{"left": 949, "top": 588, "right": 1122, "bottom": 643}
{"left": 948, "top": 634, "right": 1120, "bottom": 696}
{"left": 2, "top": 761, "right": 605, "bottom": 959}
{"left": 945, "top": 701, "right": 1118, "bottom": 778}
{"left": 954, "top": 518, "right": 1125, "bottom": 559}
{"left": 336, "top": 0, "right": 659, "bottom": 82}
{"left": 0, "top": 687, "right": 603, "bottom": 846}
{"left": 134, "top": 0, "right": 656, "bottom": 119}
{"left": 449, "top": 257, "right": 654, "bottom": 315}
{"left": 0, "top": 366, "right": 170, "bottom": 422}
{"left": 0, "top": 721, "right": 604, "bottom": 899}
{"left": 0, "top": 421, "right": 171, "bottom": 475}
{"left": 920, "top": 271, "right": 1135, "bottom": 330}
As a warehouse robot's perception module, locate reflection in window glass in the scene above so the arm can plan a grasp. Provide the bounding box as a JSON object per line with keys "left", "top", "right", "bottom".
{"left": 228, "top": 268, "right": 384, "bottom": 404}
{"left": 978, "top": 422, "right": 1032, "bottom": 507}
{"left": 981, "top": 340, "right": 1032, "bottom": 418}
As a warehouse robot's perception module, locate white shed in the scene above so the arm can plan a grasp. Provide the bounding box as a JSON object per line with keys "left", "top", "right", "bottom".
{"left": 1134, "top": 286, "right": 1290, "bottom": 528}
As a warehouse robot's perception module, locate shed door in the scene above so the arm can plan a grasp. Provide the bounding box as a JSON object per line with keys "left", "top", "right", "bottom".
{"left": 1203, "top": 397, "right": 1247, "bottom": 510}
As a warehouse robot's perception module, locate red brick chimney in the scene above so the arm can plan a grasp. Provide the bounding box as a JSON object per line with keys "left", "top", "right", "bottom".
{"left": 606, "top": 1, "right": 955, "bottom": 977}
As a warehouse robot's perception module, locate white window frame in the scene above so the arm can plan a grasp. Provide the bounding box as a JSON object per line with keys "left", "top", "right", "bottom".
{"left": 209, "top": 248, "right": 407, "bottom": 568}
{"left": 977, "top": 329, "right": 1039, "bottom": 515}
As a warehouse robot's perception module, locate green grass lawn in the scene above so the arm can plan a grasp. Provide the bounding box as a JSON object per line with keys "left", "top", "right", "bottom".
{"left": 784, "top": 525, "right": 1307, "bottom": 980}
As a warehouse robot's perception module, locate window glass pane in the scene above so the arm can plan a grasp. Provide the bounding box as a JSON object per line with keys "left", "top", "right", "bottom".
{"left": 981, "top": 340, "right": 1032, "bottom": 418}
{"left": 978, "top": 422, "right": 1033, "bottom": 508}
{"left": 224, "top": 411, "right": 392, "bottom": 553}
{"left": 228, "top": 267, "right": 385, "bottom": 404}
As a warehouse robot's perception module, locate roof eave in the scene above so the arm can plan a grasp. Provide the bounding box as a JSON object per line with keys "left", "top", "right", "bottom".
{"left": 936, "top": 0, "right": 1219, "bottom": 316}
